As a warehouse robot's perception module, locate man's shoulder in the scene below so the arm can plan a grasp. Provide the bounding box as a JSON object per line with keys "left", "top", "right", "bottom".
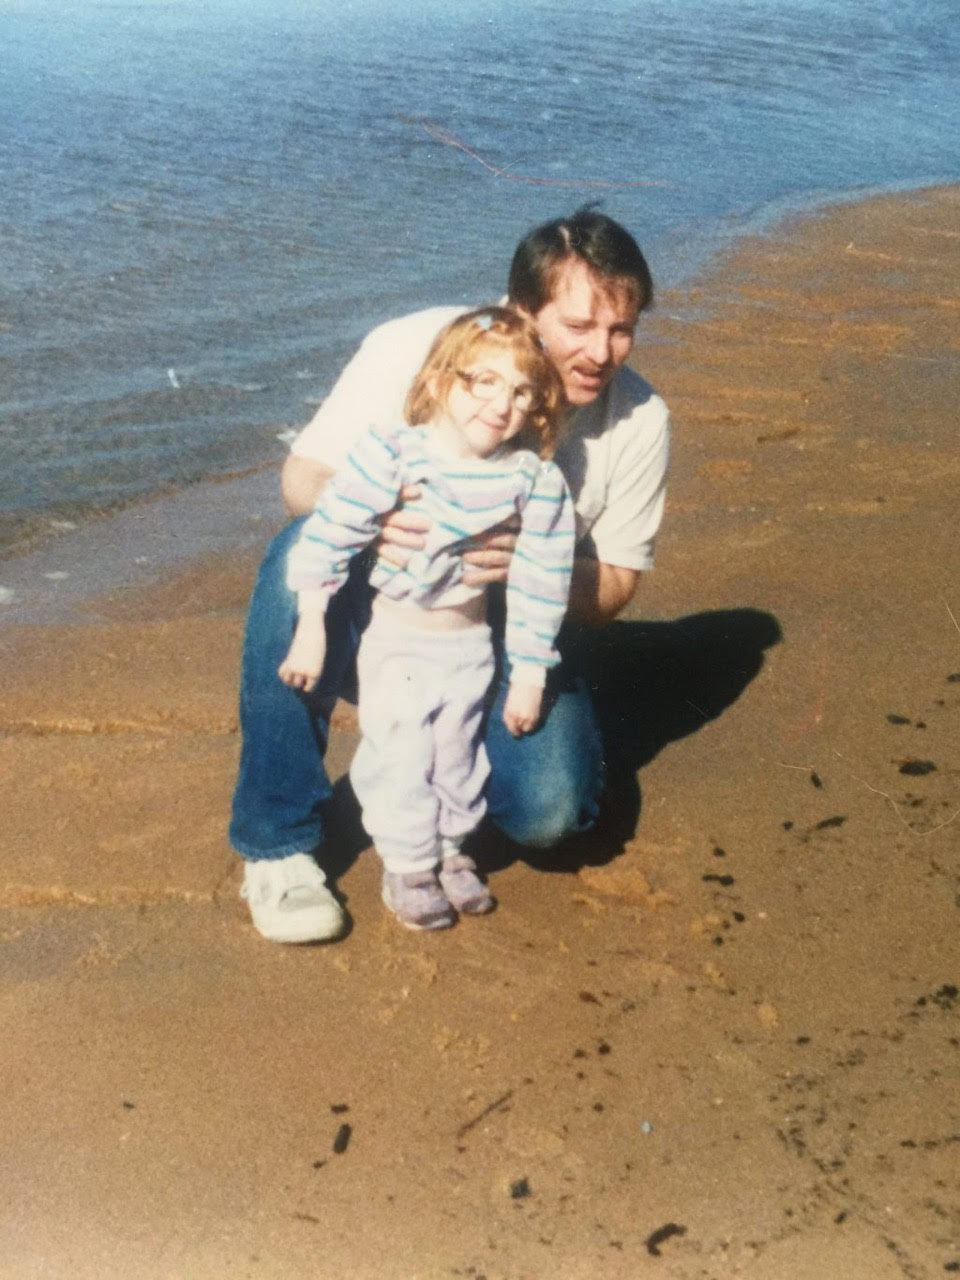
{"left": 601, "top": 367, "right": 670, "bottom": 449}
{"left": 569, "top": 366, "right": 668, "bottom": 445}
{"left": 608, "top": 364, "right": 668, "bottom": 420}
{"left": 362, "top": 305, "right": 469, "bottom": 353}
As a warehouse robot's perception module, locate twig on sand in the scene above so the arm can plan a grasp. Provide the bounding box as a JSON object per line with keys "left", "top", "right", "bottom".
{"left": 456, "top": 1089, "right": 514, "bottom": 1140}
{"left": 831, "top": 749, "right": 959, "bottom": 837}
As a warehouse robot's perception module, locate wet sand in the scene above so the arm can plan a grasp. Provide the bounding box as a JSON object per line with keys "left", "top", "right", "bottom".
{"left": 2, "top": 185, "right": 959, "bottom": 1279}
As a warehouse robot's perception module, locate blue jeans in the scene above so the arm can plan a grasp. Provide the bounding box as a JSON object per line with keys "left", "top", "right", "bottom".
{"left": 229, "top": 519, "right": 605, "bottom": 862}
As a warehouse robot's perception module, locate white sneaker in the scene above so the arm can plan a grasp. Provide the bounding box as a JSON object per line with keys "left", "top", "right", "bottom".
{"left": 241, "top": 853, "right": 346, "bottom": 944}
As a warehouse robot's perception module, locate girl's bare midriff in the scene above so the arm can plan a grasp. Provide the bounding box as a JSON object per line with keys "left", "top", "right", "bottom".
{"left": 371, "top": 591, "right": 488, "bottom": 632}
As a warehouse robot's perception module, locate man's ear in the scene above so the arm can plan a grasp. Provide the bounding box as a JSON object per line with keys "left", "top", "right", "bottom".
{"left": 513, "top": 303, "right": 535, "bottom": 323}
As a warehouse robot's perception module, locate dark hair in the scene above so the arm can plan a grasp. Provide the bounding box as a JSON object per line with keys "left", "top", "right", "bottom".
{"left": 507, "top": 207, "right": 653, "bottom": 315}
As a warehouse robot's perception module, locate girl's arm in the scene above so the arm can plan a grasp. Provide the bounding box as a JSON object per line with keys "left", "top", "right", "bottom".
{"left": 280, "top": 428, "right": 404, "bottom": 689}
{"left": 502, "top": 681, "right": 544, "bottom": 737}
{"left": 502, "top": 463, "right": 576, "bottom": 735}
{"left": 285, "top": 426, "right": 405, "bottom": 596}
{"left": 278, "top": 589, "right": 329, "bottom": 692}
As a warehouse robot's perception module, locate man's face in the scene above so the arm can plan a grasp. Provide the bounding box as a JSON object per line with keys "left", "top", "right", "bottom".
{"left": 524, "top": 257, "right": 639, "bottom": 406}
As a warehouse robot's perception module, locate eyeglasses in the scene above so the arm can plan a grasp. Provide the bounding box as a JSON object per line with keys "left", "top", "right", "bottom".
{"left": 456, "top": 368, "right": 536, "bottom": 413}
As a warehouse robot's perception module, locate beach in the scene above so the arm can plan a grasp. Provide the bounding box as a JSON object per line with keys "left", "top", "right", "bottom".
{"left": 2, "top": 185, "right": 958, "bottom": 1278}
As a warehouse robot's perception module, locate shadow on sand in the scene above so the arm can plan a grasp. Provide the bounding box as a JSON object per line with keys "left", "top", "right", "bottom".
{"left": 322, "top": 605, "right": 782, "bottom": 883}
{"left": 522, "top": 604, "right": 783, "bottom": 873}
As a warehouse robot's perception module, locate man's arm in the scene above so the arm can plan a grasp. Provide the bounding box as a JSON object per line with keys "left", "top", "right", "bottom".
{"left": 464, "top": 539, "right": 637, "bottom": 626}
{"left": 281, "top": 454, "right": 334, "bottom": 517}
{"left": 567, "top": 557, "right": 639, "bottom": 626}
{"left": 562, "top": 383, "right": 668, "bottom": 624}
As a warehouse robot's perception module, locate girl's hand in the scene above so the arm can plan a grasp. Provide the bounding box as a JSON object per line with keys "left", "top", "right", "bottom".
{"left": 278, "top": 617, "right": 327, "bottom": 693}
{"left": 502, "top": 681, "right": 544, "bottom": 737}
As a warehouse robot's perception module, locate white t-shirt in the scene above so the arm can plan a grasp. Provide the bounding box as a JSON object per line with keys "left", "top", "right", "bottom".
{"left": 292, "top": 306, "right": 670, "bottom": 571}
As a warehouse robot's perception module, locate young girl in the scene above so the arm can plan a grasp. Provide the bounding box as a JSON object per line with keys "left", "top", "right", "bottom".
{"left": 279, "top": 307, "right": 575, "bottom": 931}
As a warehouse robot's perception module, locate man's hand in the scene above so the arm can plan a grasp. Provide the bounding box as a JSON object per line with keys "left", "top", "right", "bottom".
{"left": 461, "top": 514, "right": 521, "bottom": 587}
{"left": 278, "top": 614, "right": 327, "bottom": 693}
{"left": 374, "top": 489, "right": 519, "bottom": 581}
{"left": 375, "top": 485, "right": 429, "bottom": 568}
{"left": 502, "top": 681, "right": 544, "bottom": 737}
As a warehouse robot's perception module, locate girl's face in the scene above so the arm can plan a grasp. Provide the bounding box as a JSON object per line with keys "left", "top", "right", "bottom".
{"left": 436, "top": 346, "right": 536, "bottom": 459}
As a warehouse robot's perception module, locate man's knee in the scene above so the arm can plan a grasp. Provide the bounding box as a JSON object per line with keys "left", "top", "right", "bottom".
{"left": 485, "top": 674, "right": 604, "bottom": 850}
{"left": 491, "top": 773, "right": 597, "bottom": 850}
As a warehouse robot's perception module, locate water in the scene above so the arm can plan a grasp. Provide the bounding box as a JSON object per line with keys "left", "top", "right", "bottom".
{"left": 2, "top": 0, "right": 958, "bottom": 551}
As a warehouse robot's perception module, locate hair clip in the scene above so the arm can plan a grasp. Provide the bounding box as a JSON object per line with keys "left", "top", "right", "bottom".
{"left": 475, "top": 313, "right": 493, "bottom": 331}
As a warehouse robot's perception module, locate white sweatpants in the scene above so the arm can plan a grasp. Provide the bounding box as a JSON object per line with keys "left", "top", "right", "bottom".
{"left": 350, "top": 611, "right": 495, "bottom": 874}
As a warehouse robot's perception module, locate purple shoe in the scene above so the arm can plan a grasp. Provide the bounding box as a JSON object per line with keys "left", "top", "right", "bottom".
{"left": 438, "top": 855, "right": 496, "bottom": 916}
{"left": 382, "top": 870, "right": 457, "bottom": 931}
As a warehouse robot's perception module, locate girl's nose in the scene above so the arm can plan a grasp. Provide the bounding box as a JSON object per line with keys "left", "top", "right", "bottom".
{"left": 489, "top": 383, "right": 513, "bottom": 413}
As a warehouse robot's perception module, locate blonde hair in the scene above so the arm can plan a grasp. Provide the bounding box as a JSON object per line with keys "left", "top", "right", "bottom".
{"left": 404, "top": 306, "right": 564, "bottom": 459}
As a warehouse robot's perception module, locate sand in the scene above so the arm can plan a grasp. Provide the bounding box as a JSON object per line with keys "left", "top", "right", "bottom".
{"left": 1, "top": 185, "right": 958, "bottom": 1280}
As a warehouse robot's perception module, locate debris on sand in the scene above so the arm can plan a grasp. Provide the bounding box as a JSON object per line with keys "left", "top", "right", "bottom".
{"left": 645, "top": 1222, "right": 687, "bottom": 1257}
{"left": 333, "top": 1123, "right": 352, "bottom": 1155}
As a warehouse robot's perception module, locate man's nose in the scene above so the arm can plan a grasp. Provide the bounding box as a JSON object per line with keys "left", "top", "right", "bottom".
{"left": 584, "top": 329, "right": 611, "bottom": 366}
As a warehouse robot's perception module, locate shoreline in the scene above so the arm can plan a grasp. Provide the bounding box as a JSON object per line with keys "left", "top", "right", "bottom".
{"left": 0, "top": 464, "right": 284, "bottom": 626}
{"left": 3, "top": 176, "right": 957, "bottom": 578}
{"left": 2, "top": 183, "right": 959, "bottom": 1279}
{"left": 660, "top": 170, "right": 960, "bottom": 281}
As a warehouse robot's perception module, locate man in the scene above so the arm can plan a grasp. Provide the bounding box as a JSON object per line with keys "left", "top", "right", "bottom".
{"left": 230, "top": 209, "right": 670, "bottom": 943}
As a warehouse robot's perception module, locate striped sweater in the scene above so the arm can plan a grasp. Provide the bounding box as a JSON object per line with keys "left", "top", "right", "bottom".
{"left": 286, "top": 424, "right": 575, "bottom": 685}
